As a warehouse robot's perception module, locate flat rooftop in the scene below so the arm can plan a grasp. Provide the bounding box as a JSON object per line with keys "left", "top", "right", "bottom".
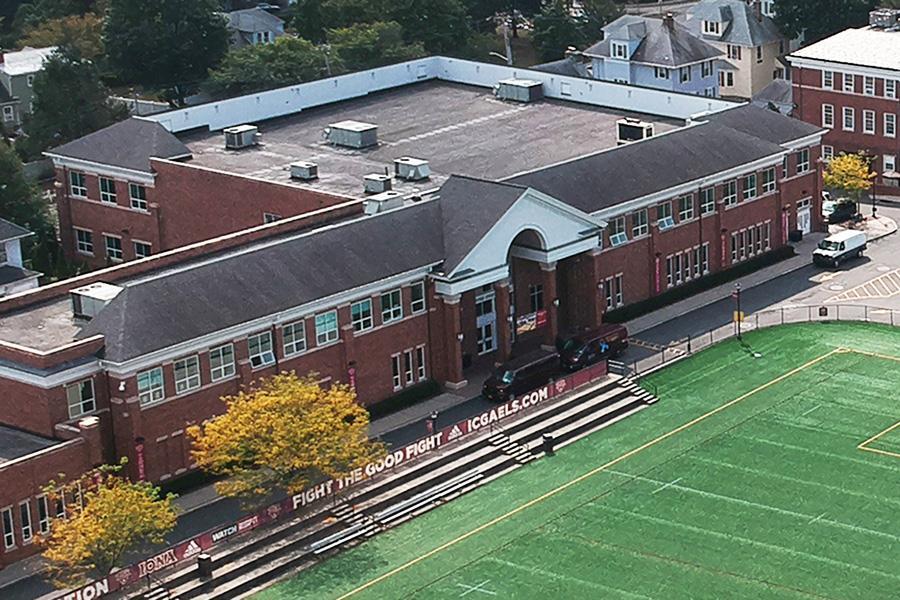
{"left": 0, "top": 424, "right": 58, "bottom": 464}
{"left": 0, "top": 297, "right": 82, "bottom": 352}
{"left": 789, "top": 27, "right": 900, "bottom": 72}
{"left": 181, "top": 81, "right": 681, "bottom": 198}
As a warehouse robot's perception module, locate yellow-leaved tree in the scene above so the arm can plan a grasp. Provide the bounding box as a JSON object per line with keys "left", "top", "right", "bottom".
{"left": 824, "top": 152, "right": 875, "bottom": 200}
{"left": 42, "top": 465, "right": 177, "bottom": 588}
{"left": 188, "top": 372, "right": 385, "bottom": 500}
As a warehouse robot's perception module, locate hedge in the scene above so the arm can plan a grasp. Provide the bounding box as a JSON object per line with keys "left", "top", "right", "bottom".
{"left": 366, "top": 379, "right": 442, "bottom": 421}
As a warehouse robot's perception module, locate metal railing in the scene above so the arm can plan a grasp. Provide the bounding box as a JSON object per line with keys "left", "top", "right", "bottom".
{"left": 626, "top": 303, "right": 900, "bottom": 378}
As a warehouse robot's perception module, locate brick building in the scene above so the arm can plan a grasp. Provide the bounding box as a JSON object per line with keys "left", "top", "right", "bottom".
{"left": 0, "top": 95, "right": 823, "bottom": 568}
{"left": 788, "top": 11, "right": 900, "bottom": 193}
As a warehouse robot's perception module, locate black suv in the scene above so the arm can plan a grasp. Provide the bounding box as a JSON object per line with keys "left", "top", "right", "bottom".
{"left": 482, "top": 349, "right": 561, "bottom": 403}
{"left": 558, "top": 323, "right": 629, "bottom": 372}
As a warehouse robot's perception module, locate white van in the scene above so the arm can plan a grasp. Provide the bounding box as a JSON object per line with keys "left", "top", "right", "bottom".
{"left": 812, "top": 230, "right": 867, "bottom": 267}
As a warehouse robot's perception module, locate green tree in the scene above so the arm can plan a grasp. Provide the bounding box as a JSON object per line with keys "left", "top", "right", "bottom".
{"left": 103, "top": 0, "right": 228, "bottom": 106}
{"left": 383, "top": 0, "right": 471, "bottom": 54}
{"left": 327, "top": 21, "right": 425, "bottom": 72}
{"left": 532, "top": 0, "right": 586, "bottom": 62}
{"left": 18, "top": 13, "right": 104, "bottom": 60}
{"left": 288, "top": 0, "right": 380, "bottom": 43}
{"left": 0, "top": 141, "right": 64, "bottom": 277}
{"left": 17, "top": 49, "right": 128, "bottom": 160}
{"left": 774, "top": 0, "right": 877, "bottom": 43}
{"left": 578, "top": 0, "right": 623, "bottom": 42}
{"left": 207, "top": 37, "right": 336, "bottom": 97}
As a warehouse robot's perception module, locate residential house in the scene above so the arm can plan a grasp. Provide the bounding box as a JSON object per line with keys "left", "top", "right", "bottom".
{"left": 0, "top": 46, "right": 56, "bottom": 128}
{"left": 680, "top": 0, "right": 788, "bottom": 99}
{"left": 0, "top": 218, "right": 41, "bottom": 296}
{"left": 531, "top": 55, "right": 590, "bottom": 79}
{"left": 226, "top": 8, "right": 285, "bottom": 47}
{"left": 584, "top": 14, "right": 723, "bottom": 97}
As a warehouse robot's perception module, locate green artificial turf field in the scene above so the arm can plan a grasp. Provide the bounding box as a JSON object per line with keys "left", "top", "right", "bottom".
{"left": 256, "top": 322, "right": 900, "bottom": 600}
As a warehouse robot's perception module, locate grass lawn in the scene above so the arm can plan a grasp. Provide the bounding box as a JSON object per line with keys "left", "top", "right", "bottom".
{"left": 256, "top": 322, "right": 900, "bottom": 600}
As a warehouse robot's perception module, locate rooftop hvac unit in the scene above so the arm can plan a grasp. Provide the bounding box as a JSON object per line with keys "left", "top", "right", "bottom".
{"left": 325, "top": 120, "right": 378, "bottom": 149}
{"left": 616, "top": 118, "right": 654, "bottom": 145}
{"left": 394, "top": 157, "right": 431, "bottom": 181}
{"left": 70, "top": 282, "right": 123, "bottom": 320}
{"left": 290, "top": 161, "right": 318, "bottom": 181}
{"left": 364, "top": 190, "right": 404, "bottom": 215}
{"left": 869, "top": 8, "right": 900, "bottom": 28}
{"left": 224, "top": 124, "right": 260, "bottom": 150}
{"left": 495, "top": 78, "right": 544, "bottom": 103}
{"left": 364, "top": 174, "right": 392, "bottom": 194}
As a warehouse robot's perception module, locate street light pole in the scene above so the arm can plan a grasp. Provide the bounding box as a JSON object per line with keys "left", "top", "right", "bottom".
{"left": 732, "top": 283, "right": 742, "bottom": 341}
{"left": 871, "top": 177, "right": 877, "bottom": 219}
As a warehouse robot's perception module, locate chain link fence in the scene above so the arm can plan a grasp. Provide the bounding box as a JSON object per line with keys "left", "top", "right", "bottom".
{"left": 627, "top": 304, "right": 900, "bottom": 378}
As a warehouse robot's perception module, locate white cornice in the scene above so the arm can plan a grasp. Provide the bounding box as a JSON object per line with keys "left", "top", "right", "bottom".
{"left": 44, "top": 154, "right": 156, "bottom": 185}
{"left": 0, "top": 360, "right": 101, "bottom": 389}
{"left": 788, "top": 56, "right": 900, "bottom": 81}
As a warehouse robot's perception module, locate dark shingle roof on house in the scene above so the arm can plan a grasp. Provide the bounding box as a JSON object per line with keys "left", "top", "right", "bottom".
{"left": 0, "top": 265, "right": 40, "bottom": 286}
{"left": 47, "top": 118, "right": 191, "bottom": 173}
{"left": 682, "top": 0, "right": 783, "bottom": 47}
{"left": 227, "top": 7, "right": 284, "bottom": 33}
{"left": 0, "top": 218, "right": 31, "bottom": 242}
{"left": 531, "top": 57, "right": 589, "bottom": 78}
{"left": 585, "top": 15, "right": 722, "bottom": 67}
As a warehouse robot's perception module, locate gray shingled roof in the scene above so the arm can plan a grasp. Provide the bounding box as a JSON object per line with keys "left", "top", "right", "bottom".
{"left": 681, "top": 0, "right": 783, "bottom": 47}
{"left": 0, "top": 218, "right": 32, "bottom": 242}
{"left": 46, "top": 118, "right": 191, "bottom": 173}
{"left": 0, "top": 265, "right": 39, "bottom": 286}
{"left": 507, "top": 105, "right": 819, "bottom": 214}
{"left": 227, "top": 8, "right": 284, "bottom": 33}
{"left": 531, "top": 57, "right": 589, "bottom": 78}
{"left": 585, "top": 15, "right": 722, "bottom": 67}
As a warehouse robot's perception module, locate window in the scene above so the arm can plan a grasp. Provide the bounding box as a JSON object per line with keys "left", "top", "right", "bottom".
{"left": 75, "top": 229, "right": 93, "bottom": 255}
{"left": 723, "top": 180, "right": 738, "bottom": 207}
{"left": 679, "top": 66, "right": 692, "bottom": 83}
{"left": 529, "top": 284, "right": 544, "bottom": 312}
{"left": 631, "top": 209, "right": 648, "bottom": 237}
{"left": 611, "top": 42, "right": 628, "bottom": 59}
{"left": 720, "top": 71, "right": 734, "bottom": 87}
{"left": 314, "top": 311, "right": 338, "bottom": 345}
{"left": 137, "top": 367, "right": 165, "bottom": 405}
{"left": 727, "top": 45, "right": 741, "bottom": 60}
{"left": 391, "top": 355, "right": 402, "bottom": 390}
{"left": 104, "top": 235, "right": 122, "bottom": 261}
{"left": 26, "top": 74, "right": 34, "bottom": 87}
{"left": 742, "top": 173, "right": 757, "bottom": 200}
{"left": 782, "top": 154, "right": 789, "bottom": 178}
{"left": 797, "top": 148, "right": 810, "bottom": 173}
{"left": 842, "top": 73, "right": 854, "bottom": 93}
{"left": 864, "top": 76, "right": 875, "bottom": 96}
{"left": 1, "top": 106, "right": 12, "bottom": 122}
{"left": 0, "top": 245, "right": 5, "bottom": 264}
{"left": 604, "top": 274, "right": 623, "bottom": 308}
{"left": 36, "top": 496, "right": 50, "bottom": 535}
{"left": 174, "top": 355, "right": 201, "bottom": 395}
{"left": 129, "top": 183, "right": 147, "bottom": 211}
{"left": 209, "top": 344, "right": 235, "bottom": 381}
{"left": 248, "top": 331, "right": 276, "bottom": 368}
{"left": 842, "top": 107, "right": 855, "bottom": 131}
{"left": 702, "top": 20, "right": 720, "bottom": 35}
{"left": 351, "top": 299, "right": 373, "bottom": 332}
{"left": 762, "top": 168, "right": 776, "bottom": 194}
{"left": 609, "top": 216, "right": 628, "bottom": 246}
{"left": 410, "top": 282, "right": 426, "bottom": 313}
{"left": 65, "top": 379, "right": 95, "bottom": 419}
{"left": 416, "top": 346, "right": 426, "bottom": 380}
{"left": 2, "top": 507, "right": 13, "bottom": 549}
{"left": 701, "top": 61, "right": 712, "bottom": 78}
{"left": 701, "top": 188, "right": 715, "bottom": 215}
{"left": 822, "top": 70, "right": 833, "bottom": 89}
{"left": 885, "top": 113, "right": 896, "bottom": 138}
{"left": 380, "top": 289, "right": 403, "bottom": 323}
{"left": 823, "top": 145, "right": 834, "bottom": 161}
{"left": 884, "top": 154, "right": 897, "bottom": 175}
{"left": 678, "top": 194, "right": 694, "bottom": 221}
{"left": 863, "top": 109, "right": 876, "bottom": 134}
{"left": 403, "top": 349, "right": 414, "bottom": 385}
{"left": 263, "top": 212, "right": 281, "bottom": 224}
{"left": 282, "top": 321, "right": 307, "bottom": 356}
{"left": 654, "top": 67, "right": 669, "bottom": 79}
{"left": 133, "top": 241, "right": 151, "bottom": 259}
{"left": 822, "top": 104, "right": 834, "bottom": 128}
{"left": 475, "top": 292, "right": 496, "bottom": 354}
{"left": 701, "top": 243, "right": 709, "bottom": 274}
{"left": 54, "top": 493, "right": 65, "bottom": 520}
{"left": 656, "top": 202, "right": 674, "bottom": 230}
{"left": 886, "top": 79, "right": 897, "bottom": 100}
{"left": 99, "top": 178, "right": 117, "bottom": 204}
{"left": 755, "top": 46, "right": 763, "bottom": 63}
{"left": 69, "top": 171, "right": 87, "bottom": 197}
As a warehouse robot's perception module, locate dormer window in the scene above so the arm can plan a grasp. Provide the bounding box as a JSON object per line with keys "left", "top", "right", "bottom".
{"left": 702, "top": 20, "right": 721, "bottom": 36}
{"left": 611, "top": 42, "right": 628, "bottom": 59}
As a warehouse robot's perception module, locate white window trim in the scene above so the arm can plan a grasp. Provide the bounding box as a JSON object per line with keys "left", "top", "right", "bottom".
{"left": 821, "top": 104, "right": 834, "bottom": 128}
{"left": 66, "top": 378, "right": 96, "bottom": 419}
{"left": 2, "top": 506, "right": 15, "bottom": 550}
{"left": 129, "top": 183, "right": 148, "bottom": 211}
{"left": 137, "top": 367, "right": 165, "bottom": 405}
{"left": 99, "top": 177, "right": 117, "bottom": 204}
{"left": 69, "top": 172, "right": 87, "bottom": 198}
{"left": 209, "top": 343, "right": 236, "bottom": 381}
{"left": 842, "top": 107, "right": 855, "bottom": 132}
{"left": 410, "top": 282, "right": 426, "bottom": 314}
{"left": 885, "top": 113, "right": 896, "bottom": 138}
{"left": 104, "top": 234, "right": 123, "bottom": 262}
{"left": 380, "top": 289, "right": 403, "bottom": 324}
{"left": 248, "top": 331, "right": 276, "bottom": 369}
{"left": 314, "top": 310, "right": 339, "bottom": 346}
{"left": 173, "top": 355, "right": 201, "bottom": 395}
{"left": 36, "top": 495, "right": 50, "bottom": 535}
{"left": 19, "top": 501, "right": 32, "bottom": 544}
{"left": 862, "top": 109, "right": 876, "bottom": 135}
{"left": 133, "top": 240, "right": 152, "bottom": 259}
{"left": 74, "top": 228, "right": 94, "bottom": 256}
{"left": 282, "top": 320, "right": 307, "bottom": 357}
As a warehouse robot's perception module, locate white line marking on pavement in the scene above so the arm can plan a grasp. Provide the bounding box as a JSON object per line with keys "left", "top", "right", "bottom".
{"left": 457, "top": 580, "right": 497, "bottom": 597}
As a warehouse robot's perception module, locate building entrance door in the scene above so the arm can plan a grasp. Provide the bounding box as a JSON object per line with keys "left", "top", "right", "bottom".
{"left": 475, "top": 291, "right": 497, "bottom": 355}
{"left": 797, "top": 203, "right": 812, "bottom": 234}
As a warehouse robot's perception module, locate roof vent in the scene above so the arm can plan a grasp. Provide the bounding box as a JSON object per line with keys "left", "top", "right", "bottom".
{"left": 364, "top": 190, "right": 404, "bottom": 215}
{"left": 364, "top": 174, "right": 392, "bottom": 194}
{"left": 290, "top": 161, "right": 318, "bottom": 181}
{"left": 224, "top": 124, "right": 260, "bottom": 150}
{"left": 494, "top": 79, "right": 544, "bottom": 103}
{"left": 394, "top": 157, "right": 431, "bottom": 181}
{"left": 325, "top": 120, "right": 378, "bottom": 148}
{"left": 869, "top": 8, "right": 900, "bottom": 28}
{"left": 616, "top": 118, "right": 654, "bottom": 145}
{"left": 70, "top": 282, "right": 123, "bottom": 320}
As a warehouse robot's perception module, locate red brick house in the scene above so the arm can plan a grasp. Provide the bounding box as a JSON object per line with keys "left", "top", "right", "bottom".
{"left": 788, "top": 12, "right": 900, "bottom": 194}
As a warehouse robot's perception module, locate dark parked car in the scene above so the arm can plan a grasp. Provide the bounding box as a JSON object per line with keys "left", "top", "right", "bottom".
{"left": 559, "top": 323, "right": 629, "bottom": 372}
{"left": 482, "top": 349, "right": 560, "bottom": 403}
{"left": 823, "top": 198, "right": 860, "bottom": 224}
